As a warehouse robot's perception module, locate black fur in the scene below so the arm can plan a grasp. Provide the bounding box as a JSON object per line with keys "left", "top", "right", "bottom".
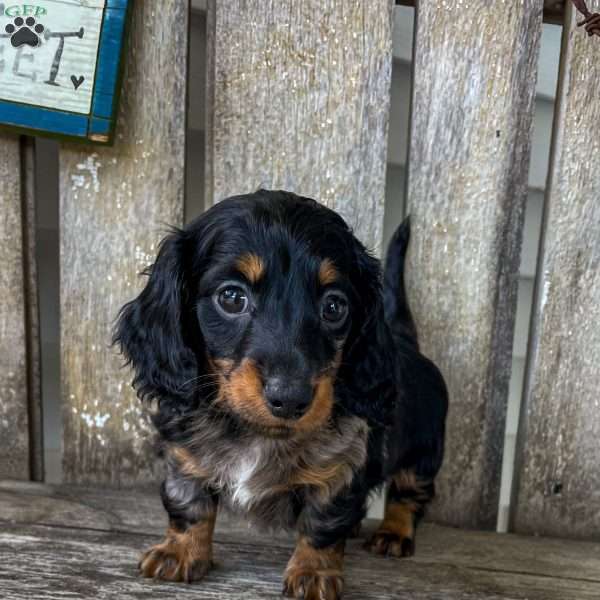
{"left": 114, "top": 190, "right": 448, "bottom": 583}
{"left": 382, "top": 219, "right": 448, "bottom": 484}
{"left": 383, "top": 216, "right": 419, "bottom": 348}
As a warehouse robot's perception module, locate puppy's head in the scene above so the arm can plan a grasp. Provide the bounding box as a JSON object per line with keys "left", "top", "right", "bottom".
{"left": 115, "top": 190, "right": 393, "bottom": 438}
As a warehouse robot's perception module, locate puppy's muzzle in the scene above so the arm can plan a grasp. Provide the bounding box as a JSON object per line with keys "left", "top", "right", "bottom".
{"left": 263, "top": 377, "right": 312, "bottom": 420}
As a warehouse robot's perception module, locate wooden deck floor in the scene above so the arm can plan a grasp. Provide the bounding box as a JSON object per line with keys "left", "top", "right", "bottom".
{"left": 1, "top": 480, "right": 599, "bottom": 599}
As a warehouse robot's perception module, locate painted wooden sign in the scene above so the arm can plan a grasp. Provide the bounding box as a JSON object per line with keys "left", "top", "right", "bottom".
{"left": 0, "top": 1, "right": 131, "bottom": 143}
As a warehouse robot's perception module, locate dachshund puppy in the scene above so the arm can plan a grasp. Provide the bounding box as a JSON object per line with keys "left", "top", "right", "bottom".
{"left": 114, "top": 190, "right": 448, "bottom": 599}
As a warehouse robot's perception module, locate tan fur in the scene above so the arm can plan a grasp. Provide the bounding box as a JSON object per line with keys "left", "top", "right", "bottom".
{"left": 217, "top": 358, "right": 336, "bottom": 434}
{"left": 379, "top": 501, "right": 418, "bottom": 540}
{"left": 296, "top": 374, "right": 335, "bottom": 432}
{"left": 181, "top": 413, "right": 368, "bottom": 529}
{"left": 393, "top": 469, "right": 432, "bottom": 503}
{"left": 139, "top": 515, "right": 216, "bottom": 582}
{"left": 180, "top": 352, "right": 364, "bottom": 528}
{"left": 221, "top": 358, "right": 277, "bottom": 426}
{"left": 236, "top": 253, "right": 265, "bottom": 283}
{"left": 365, "top": 470, "right": 431, "bottom": 557}
{"left": 270, "top": 458, "right": 349, "bottom": 504}
{"left": 284, "top": 537, "right": 345, "bottom": 600}
{"left": 290, "top": 459, "right": 347, "bottom": 492}
{"left": 318, "top": 258, "right": 339, "bottom": 286}
{"left": 170, "top": 446, "right": 209, "bottom": 479}
{"left": 393, "top": 469, "right": 418, "bottom": 491}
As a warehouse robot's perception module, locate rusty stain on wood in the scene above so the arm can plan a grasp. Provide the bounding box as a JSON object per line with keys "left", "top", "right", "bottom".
{"left": 206, "top": 0, "right": 394, "bottom": 254}
{"left": 0, "top": 135, "right": 32, "bottom": 481}
{"left": 406, "top": 1, "right": 544, "bottom": 529}
{"left": 59, "top": 1, "right": 188, "bottom": 486}
{"left": 511, "top": 0, "right": 600, "bottom": 541}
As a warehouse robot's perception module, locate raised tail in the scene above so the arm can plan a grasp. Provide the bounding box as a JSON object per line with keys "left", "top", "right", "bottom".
{"left": 383, "top": 216, "right": 419, "bottom": 350}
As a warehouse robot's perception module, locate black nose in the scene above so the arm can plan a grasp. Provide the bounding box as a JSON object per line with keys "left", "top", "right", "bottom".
{"left": 264, "top": 377, "right": 312, "bottom": 420}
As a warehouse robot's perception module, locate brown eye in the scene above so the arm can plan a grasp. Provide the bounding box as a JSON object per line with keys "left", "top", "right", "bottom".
{"left": 217, "top": 286, "right": 249, "bottom": 315}
{"left": 321, "top": 293, "right": 348, "bottom": 326}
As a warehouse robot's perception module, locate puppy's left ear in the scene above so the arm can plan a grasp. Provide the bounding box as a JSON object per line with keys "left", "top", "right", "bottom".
{"left": 113, "top": 229, "right": 198, "bottom": 406}
{"left": 337, "top": 245, "right": 396, "bottom": 426}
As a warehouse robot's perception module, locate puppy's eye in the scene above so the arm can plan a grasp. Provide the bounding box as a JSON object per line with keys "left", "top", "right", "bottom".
{"left": 321, "top": 293, "right": 348, "bottom": 327}
{"left": 216, "top": 286, "right": 249, "bottom": 315}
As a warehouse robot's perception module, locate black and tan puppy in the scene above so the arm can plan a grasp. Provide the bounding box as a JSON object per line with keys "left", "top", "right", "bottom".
{"left": 114, "top": 190, "right": 448, "bottom": 599}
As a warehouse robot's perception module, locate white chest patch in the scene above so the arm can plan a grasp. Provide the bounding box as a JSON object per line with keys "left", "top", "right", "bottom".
{"left": 229, "top": 445, "right": 263, "bottom": 509}
{"left": 185, "top": 415, "right": 369, "bottom": 529}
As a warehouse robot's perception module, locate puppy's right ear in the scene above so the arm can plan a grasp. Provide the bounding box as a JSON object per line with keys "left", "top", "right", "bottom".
{"left": 113, "top": 229, "right": 198, "bottom": 405}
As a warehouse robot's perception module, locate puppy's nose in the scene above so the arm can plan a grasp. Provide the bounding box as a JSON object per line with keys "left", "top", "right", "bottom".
{"left": 264, "top": 377, "right": 312, "bottom": 420}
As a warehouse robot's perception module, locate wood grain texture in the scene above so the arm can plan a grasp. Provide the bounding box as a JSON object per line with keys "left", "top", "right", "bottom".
{"left": 21, "top": 138, "right": 44, "bottom": 482}
{"left": 1, "top": 483, "right": 600, "bottom": 600}
{"left": 395, "top": 1, "right": 565, "bottom": 24}
{"left": 406, "top": 1, "right": 544, "bottom": 529}
{"left": 59, "top": 1, "right": 188, "bottom": 485}
{"left": 0, "top": 134, "right": 31, "bottom": 481}
{"left": 206, "top": 0, "right": 394, "bottom": 253}
{"left": 511, "top": 1, "right": 600, "bottom": 540}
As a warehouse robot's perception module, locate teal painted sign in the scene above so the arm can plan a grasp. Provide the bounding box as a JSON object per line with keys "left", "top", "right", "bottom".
{"left": 0, "top": 1, "right": 132, "bottom": 144}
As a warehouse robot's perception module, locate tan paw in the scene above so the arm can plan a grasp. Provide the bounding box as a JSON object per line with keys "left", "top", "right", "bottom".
{"left": 364, "top": 529, "right": 415, "bottom": 558}
{"left": 283, "top": 569, "right": 344, "bottom": 600}
{"left": 138, "top": 543, "right": 212, "bottom": 583}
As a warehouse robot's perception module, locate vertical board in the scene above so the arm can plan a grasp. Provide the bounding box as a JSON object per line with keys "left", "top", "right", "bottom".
{"left": 60, "top": 1, "right": 188, "bottom": 486}
{"left": 0, "top": 135, "right": 41, "bottom": 481}
{"left": 406, "top": 1, "right": 543, "bottom": 529}
{"left": 0, "top": 135, "right": 31, "bottom": 480}
{"left": 206, "top": 0, "right": 394, "bottom": 253}
{"left": 21, "top": 138, "right": 44, "bottom": 482}
{"left": 512, "top": 2, "right": 600, "bottom": 539}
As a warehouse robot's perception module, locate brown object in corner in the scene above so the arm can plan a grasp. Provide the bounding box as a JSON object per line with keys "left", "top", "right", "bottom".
{"left": 572, "top": 0, "right": 600, "bottom": 36}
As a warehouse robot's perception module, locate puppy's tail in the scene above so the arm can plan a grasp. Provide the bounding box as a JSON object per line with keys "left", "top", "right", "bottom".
{"left": 383, "top": 216, "right": 419, "bottom": 350}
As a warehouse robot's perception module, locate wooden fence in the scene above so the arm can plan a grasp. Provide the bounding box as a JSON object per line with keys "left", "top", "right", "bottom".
{"left": 0, "top": 0, "right": 598, "bottom": 540}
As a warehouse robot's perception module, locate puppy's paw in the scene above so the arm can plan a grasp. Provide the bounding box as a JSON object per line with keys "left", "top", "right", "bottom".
{"left": 364, "top": 529, "right": 415, "bottom": 558}
{"left": 139, "top": 543, "right": 212, "bottom": 583}
{"left": 282, "top": 568, "right": 344, "bottom": 600}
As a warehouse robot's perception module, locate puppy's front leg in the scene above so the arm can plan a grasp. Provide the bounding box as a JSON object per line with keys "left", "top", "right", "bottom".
{"left": 284, "top": 490, "right": 367, "bottom": 600}
{"left": 283, "top": 536, "right": 345, "bottom": 600}
{"left": 139, "top": 470, "right": 218, "bottom": 583}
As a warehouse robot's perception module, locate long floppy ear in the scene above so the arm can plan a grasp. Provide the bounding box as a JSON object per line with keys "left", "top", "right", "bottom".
{"left": 113, "top": 229, "right": 198, "bottom": 407}
{"left": 336, "top": 244, "right": 396, "bottom": 427}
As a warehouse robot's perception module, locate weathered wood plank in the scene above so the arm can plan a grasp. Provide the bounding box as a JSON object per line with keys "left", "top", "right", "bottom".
{"left": 21, "top": 138, "right": 44, "bottom": 482}
{"left": 2, "top": 480, "right": 600, "bottom": 592}
{"left": 0, "top": 135, "right": 31, "bottom": 481}
{"left": 511, "top": 1, "right": 600, "bottom": 540}
{"left": 0, "top": 136, "right": 41, "bottom": 481}
{"left": 394, "top": 1, "right": 566, "bottom": 25}
{"left": 206, "top": 0, "right": 394, "bottom": 253}
{"left": 59, "top": 1, "right": 188, "bottom": 485}
{"left": 1, "top": 514, "right": 600, "bottom": 598}
{"left": 406, "top": 1, "right": 544, "bottom": 529}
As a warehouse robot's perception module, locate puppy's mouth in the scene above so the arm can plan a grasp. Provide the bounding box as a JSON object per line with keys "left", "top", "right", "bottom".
{"left": 211, "top": 358, "right": 336, "bottom": 436}
{"left": 250, "top": 423, "right": 295, "bottom": 439}
{"left": 217, "top": 396, "right": 303, "bottom": 439}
